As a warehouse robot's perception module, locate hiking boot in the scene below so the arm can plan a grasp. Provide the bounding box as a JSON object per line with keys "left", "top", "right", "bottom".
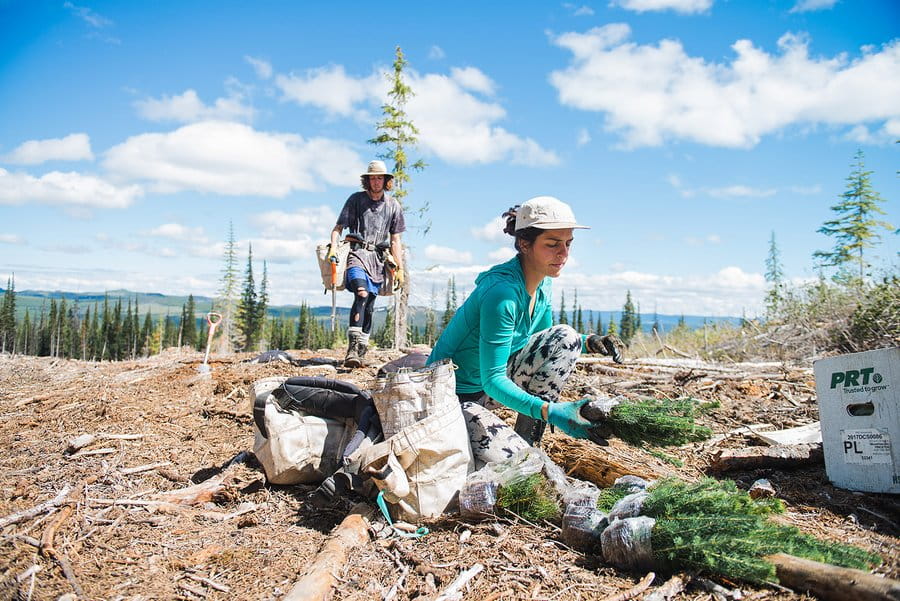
{"left": 344, "top": 328, "right": 363, "bottom": 368}
{"left": 357, "top": 333, "right": 371, "bottom": 365}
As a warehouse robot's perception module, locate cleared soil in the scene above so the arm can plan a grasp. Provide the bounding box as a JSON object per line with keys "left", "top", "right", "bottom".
{"left": 0, "top": 349, "right": 897, "bottom": 601}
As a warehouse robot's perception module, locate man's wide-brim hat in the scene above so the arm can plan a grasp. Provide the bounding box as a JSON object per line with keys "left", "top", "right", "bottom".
{"left": 515, "top": 196, "right": 590, "bottom": 231}
{"left": 361, "top": 160, "right": 393, "bottom": 178}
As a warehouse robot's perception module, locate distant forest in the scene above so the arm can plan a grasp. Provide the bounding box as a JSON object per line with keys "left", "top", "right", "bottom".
{"left": 0, "top": 284, "right": 737, "bottom": 361}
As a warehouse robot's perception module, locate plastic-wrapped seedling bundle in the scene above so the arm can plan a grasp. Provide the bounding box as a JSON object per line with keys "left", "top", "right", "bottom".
{"left": 560, "top": 480, "right": 607, "bottom": 552}
{"left": 580, "top": 394, "right": 717, "bottom": 446}
{"left": 459, "top": 447, "right": 573, "bottom": 522}
{"left": 597, "top": 477, "right": 881, "bottom": 585}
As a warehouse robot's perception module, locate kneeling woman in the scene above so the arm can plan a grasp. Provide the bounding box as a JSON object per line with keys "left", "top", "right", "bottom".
{"left": 428, "top": 196, "right": 621, "bottom": 447}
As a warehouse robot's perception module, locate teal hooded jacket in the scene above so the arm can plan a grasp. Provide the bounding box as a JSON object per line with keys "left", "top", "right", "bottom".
{"left": 428, "top": 256, "right": 586, "bottom": 420}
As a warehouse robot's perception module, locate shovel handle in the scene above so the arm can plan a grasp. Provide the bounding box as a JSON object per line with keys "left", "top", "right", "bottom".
{"left": 202, "top": 312, "right": 223, "bottom": 366}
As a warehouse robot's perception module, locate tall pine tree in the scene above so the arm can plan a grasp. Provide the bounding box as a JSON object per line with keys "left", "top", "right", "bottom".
{"left": 765, "top": 231, "right": 784, "bottom": 318}
{"left": 236, "top": 244, "right": 258, "bottom": 351}
{"left": 369, "top": 46, "right": 427, "bottom": 349}
{"left": 813, "top": 149, "right": 893, "bottom": 282}
{"left": 216, "top": 221, "right": 239, "bottom": 352}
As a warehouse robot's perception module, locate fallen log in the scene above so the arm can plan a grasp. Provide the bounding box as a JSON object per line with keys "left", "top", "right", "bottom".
{"left": 769, "top": 553, "right": 900, "bottom": 601}
{"left": 543, "top": 436, "right": 677, "bottom": 487}
{"left": 708, "top": 443, "right": 823, "bottom": 473}
{"left": 282, "top": 502, "right": 372, "bottom": 601}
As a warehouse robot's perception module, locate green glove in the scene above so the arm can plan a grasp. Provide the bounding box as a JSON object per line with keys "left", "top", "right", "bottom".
{"left": 546, "top": 399, "right": 593, "bottom": 439}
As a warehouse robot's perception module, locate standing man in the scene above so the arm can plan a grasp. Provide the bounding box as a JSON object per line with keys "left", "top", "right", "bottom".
{"left": 329, "top": 160, "right": 406, "bottom": 367}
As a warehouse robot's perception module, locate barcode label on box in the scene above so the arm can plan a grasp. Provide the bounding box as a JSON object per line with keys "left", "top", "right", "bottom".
{"left": 841, "top": 429, "right": 892, "bottom": 464}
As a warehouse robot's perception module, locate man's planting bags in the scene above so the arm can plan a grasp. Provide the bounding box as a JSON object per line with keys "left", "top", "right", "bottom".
{"left": 315, "top": 240, "right": 351, "bottom": 292}
{"left": 251, "top": 376, "right": 357, "bottom": 485}
{"left": 359, "top": 359, "right": 475, "bottom": 521}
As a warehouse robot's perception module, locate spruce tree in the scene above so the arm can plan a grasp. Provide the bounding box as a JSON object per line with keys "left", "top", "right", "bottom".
{"left": 424, "top": 284, "right": 437, "bottom": 346}
{"left": 141, "top": 310, "right": 152, "bottom": 357}
{"left": 369, "top": 46, "right": 427, "bottom": 349}
{"left": 216, "top": 221, "right": 239, "bottom": 352}
{"left": 765, "top": 231, "right": 785, "bottom": 318}
{"left": 0, "top": 276, "right": 15, "bottom": 353}
{"left": 596, "top": 312, "right": 603, "bottom": 335}
{"left": 182, "top": 294, "right": 197, "bottom": 349}
{"left": 19, "top": 309, "right": 31, "bottom": 355}
{"left": 619, "top": 290, "right": 637, "bottom": 344}
{"left": 652, "top": 305, "right": 661, "bottom": 336}
{"left": 162, "top": 313, "right": 176, "bottom": 350}
{"left": 558, "top": 290, "right": 568, "bottom": 325}
{"left": 256, "top": 261, "right": 269, "bottom": 350}
{"left": 441, "top": 277, "right": 457, "bottom": 331}
{"left": 813, "top": 149, "right": 893, "bottom": 282}
{"left": 236, "top": 244, "right": 258, "bottom": 351}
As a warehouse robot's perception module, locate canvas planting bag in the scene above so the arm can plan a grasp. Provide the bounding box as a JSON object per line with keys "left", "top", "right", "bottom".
{"left": 315, "top": 240, "right": 351, "bottom": 292}
{"left": 360, "top": 359, "right": 474, "bottom": 521}
{"left": 251, "top": 376, "right": 354, "bottom": 485}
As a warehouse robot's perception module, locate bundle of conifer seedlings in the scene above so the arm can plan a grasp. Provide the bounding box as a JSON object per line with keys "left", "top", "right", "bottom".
{"left": 596, "top": 477, "right": 884, "bottom": 593}
{"left": 580, "top": 395, "right": 717, "bottom": 446}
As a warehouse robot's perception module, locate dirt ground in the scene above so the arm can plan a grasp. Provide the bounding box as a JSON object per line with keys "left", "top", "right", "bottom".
{"left": 0, "top": 348, "right": 897, "bottom": 601}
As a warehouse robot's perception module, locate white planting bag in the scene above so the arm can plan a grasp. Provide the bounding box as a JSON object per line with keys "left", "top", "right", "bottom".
{"left": 251, "top": 376, "right": 353, "bottom": 485}
{"left": 360, "top": 360, "right": 474, "bottom": 521}
{"left": 315, "top": 240, "right": 351, "bottom": 292}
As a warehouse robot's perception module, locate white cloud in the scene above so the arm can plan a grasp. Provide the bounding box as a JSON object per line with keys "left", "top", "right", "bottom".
{"left": 145, "top": 223, "right": 206, "bottom": 242}
{"left": 706, "top": 185, "right": 777, "bottom": 199}
{"left": 0, "top": 168, "right": 141, "bottom": 209}
{"left": 450, "top": 67, "right": 497, "bottom": 95}
{"left": 577, "top": 128, "right": 592, "bottom": 146}
{"left": 275, "top": 65, "right": 380, "bottom": 118}
{"left": 0, "top": 234, "right": 25, "bottom": 244}
{"left": 609, "top": 0, "right": 712, "bottom": 12}
{"left": 789, "top": 0, "right": 837, "bottom": 13}
{"left": 424, "top": 244, "right": 474, "bottom": 264}
{"left": 135, "top": 89, "right": 255, "bottom": 123}
{"left": 684, "top": 233, "right": 722, "bottom": 246}
{"left": 488, "top": 247, "right": 517, "bottom": 262}
{"left": 252, "top": 206, "right": 338, "bottom": 239}
{"left": 409, "top": 72, "right": 559, "bottom": 165}
{"left": 245, "top": 55, "right": 273, "bottom": 79}
{"left": 250, "top": 238, "right": 316, "bottom": 264}
{"left": 3, "top": 133, "right": 94, "bottom": 164}
{"left": 550, "top": 26, "right": 900, "bottom": 148}
{"left": 470, "top": 216, "right": 508, "bottom": 242}
{"left": 103, "top": 121, "right": 363, "bottom": 196}
{"left": 429, "top": 46, "right": 446, "bottom": 60}
{"left": 555, "top": 265, "right": 766, "bottom": 315}
{"left": 276, "top": 64, "right": 558, "bottom": 166}
{"left": 64, "top": 1, "right": 112, "bottom": 28}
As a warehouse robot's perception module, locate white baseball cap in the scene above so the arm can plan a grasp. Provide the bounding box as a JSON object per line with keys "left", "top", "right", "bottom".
{"left": 515, "top": 196, "right": 590, "bottom": 231}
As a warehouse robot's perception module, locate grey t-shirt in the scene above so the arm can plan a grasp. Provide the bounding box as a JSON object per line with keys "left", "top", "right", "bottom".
{"left": 336, "top": 191, "right": 406, "bottom": 285}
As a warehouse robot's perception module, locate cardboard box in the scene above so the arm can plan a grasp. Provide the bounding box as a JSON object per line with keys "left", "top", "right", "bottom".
{"left": 814, "top": 347, "right": 899, "bottom": 494}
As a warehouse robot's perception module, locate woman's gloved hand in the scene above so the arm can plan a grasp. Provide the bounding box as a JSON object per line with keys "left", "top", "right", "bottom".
{"left": 586, "top": 334, "right": 624, "bottom": 364}
{"left": 546, "top": 399, "right": 593, "bottom": 439}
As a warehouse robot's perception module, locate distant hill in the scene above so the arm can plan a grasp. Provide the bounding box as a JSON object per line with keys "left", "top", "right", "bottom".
{"left": 4, "top": 288, "right": 741, "bottom": 332}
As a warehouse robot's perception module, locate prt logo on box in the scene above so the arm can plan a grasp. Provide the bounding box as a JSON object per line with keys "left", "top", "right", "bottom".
{"left": 829, "top": 367, "right": 881, "bottom": 388}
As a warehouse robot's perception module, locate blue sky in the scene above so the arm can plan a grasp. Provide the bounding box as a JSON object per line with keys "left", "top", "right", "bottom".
{"left": 1, "top": 0, "right": 897, "bottom": 317}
